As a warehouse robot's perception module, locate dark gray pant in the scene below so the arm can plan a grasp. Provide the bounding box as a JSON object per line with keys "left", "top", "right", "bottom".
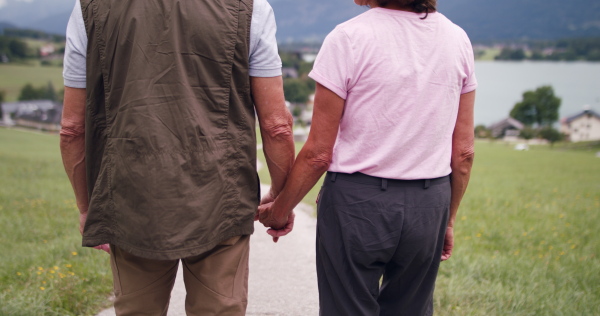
{"left": 316, "top": 172, "right": 451, "bottom": 316}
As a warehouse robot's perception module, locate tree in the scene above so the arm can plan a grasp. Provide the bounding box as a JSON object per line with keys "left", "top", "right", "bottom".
{"left": 18, "top": 82, "right": 58, "bottom": 101}
{"left": 538, "top": 127, "right": 562, "bottom": 147}
{"left": 510, "top": 85, "right": 561, "bottom": 127}
{"left": 19, "top": 83, "right": 40, "bottom": 101}
{"left": 519, "top": 126, "right": 536, "bottom": 140}
{"left": 474, "top": 125, "right": 491, "bottom": 138}
{"left": 283, "top": 79, "right": 311, "bottom": 103}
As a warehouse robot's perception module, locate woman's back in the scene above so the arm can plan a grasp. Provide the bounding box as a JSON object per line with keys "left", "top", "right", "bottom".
{"left": 309, "top": 8, "right": 477, "bottom": 179}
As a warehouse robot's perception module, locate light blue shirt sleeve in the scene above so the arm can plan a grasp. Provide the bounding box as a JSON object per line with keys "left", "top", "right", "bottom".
{"left": 63, "top": 0, "right": 282, "bottom": 88}
{"left": 249, "top": 0, "right": 282, "bottom": 77}
{"left": 62, "top": 0, "right": 87, "bottom": 88}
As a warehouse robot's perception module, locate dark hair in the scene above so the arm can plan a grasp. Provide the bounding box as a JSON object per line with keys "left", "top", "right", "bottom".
{"left": 376, "top": 0, "right": 437, "bottom": 19}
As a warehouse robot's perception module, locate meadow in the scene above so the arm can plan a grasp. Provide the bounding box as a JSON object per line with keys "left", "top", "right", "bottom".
{"left": 0, "top": 128, "right": 112, "bottom": 316}
{"left": 0, "top": 63, "right": 64, "bottom": 102}
{"left": 1, "top": 127, "right": 599, "bottom": 315}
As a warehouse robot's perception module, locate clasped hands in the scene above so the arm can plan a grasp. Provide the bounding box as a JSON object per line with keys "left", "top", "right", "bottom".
{"left": 255, "top": 191, "right": 295, "bottom": 243}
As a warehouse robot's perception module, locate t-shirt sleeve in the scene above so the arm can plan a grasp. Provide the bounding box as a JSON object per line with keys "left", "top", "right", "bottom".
{"left": 63, "top": 0, "right": 88, "bottom": 89}
{"left": 249, "top": 0, "right": 282, "bottom": 77}
{"left": 308, "top": 27, "right": 354, "bottom": 100}
{"left": 461, "top": 31, "right": 477, "bottom": 94}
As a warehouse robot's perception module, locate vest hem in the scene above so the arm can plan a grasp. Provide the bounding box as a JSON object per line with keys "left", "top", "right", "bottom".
{"left": 82, "top": 227, "right": 255, "bottom": 260}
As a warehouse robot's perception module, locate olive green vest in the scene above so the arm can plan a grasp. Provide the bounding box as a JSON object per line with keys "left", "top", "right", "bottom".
{"left": 80, "top": 0, "right": 257, "bottom": 260}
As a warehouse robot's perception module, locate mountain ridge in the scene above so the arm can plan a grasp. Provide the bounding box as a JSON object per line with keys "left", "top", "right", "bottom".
{"left": 0, "top": 0, "right": 599, "bottom": 42}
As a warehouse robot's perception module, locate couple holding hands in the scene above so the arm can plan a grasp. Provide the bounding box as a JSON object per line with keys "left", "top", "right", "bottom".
{"left": 61, "top": 0, "right": 475, "bottom": 315}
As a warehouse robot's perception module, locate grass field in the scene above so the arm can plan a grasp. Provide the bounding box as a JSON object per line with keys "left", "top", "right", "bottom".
{"left": 1, "top": 127, "right": 599, "bottom": 315}
{"left": 0, "top": 128, "right": 112, "bottom": 316}
{"left": 0, "top": 63, "right": 64, "bottom": 102}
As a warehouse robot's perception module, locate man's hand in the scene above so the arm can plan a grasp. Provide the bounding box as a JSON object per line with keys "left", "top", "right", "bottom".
{"left": 79, "top": 212, "right": 110, "bottom": 253}
{"left": 441, "top": 226, "right": 454, "bottom": 261}
{"left": 258, "top": 202, "right": 294, "bottom": 242}
{"left": 255, "top": 189, "right": 276, "bottom": 221}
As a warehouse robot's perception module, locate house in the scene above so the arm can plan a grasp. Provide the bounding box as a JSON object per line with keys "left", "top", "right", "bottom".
{"left": 1, "top": 100, "right": 63, "bottom": 132}
{"left": 560, "top": 108, "right": 600, "bottom": 142}
{"left": 281, "top": 67, "right": 299, "bottom": 79}
{"left": 488, "top": 117, "right": 525, "bottom": 139}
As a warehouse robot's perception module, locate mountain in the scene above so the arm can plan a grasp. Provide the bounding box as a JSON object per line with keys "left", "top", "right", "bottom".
{"left": 437, "top": 0, "right": 600, "bottom": 42}
{"left": 0, "top": 0, "right": 598, "bottom": 42}
{"left": 0, "top": 21, "right": 15, "bottom": 34}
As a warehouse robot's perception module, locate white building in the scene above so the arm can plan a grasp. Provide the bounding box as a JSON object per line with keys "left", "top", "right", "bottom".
{"left": 560, "top": 108, "right": 600, "bottom": 142}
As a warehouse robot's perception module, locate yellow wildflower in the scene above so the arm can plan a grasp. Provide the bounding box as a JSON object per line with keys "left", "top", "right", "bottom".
{"left": 40, "top": 287, "right": 45, "bottom": 291}
{"left": 71, "top": 252, "right": 78, "bottom": 256}
{"left": 16, "top": 272, "right": 22, "bottom": 276}
{"left": 65, "top": 264, "right": 72, "bottom": 268}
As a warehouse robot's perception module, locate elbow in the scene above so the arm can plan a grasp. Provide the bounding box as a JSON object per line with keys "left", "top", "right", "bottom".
{"left": 59, "top": 125, "right": 85, "bottom": 149}
{"left": 451, "top": 147, "right": 475, "bottom": 176}
{"left": 305, "top": 148, "right": 332, "bottom": 174}
{"left": 261, "top": 112, "right": 293, "bottom": 141}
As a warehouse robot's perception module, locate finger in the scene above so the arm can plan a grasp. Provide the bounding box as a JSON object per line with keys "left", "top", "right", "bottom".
{"left": 272, "top": 236, "right": 279, "bottom": 243}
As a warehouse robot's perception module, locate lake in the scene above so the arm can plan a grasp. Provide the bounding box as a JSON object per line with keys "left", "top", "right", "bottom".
{"left": 474, "top": 61, "right": 600, "bottom": 126}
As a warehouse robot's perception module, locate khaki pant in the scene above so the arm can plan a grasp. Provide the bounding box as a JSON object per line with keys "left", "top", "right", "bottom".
{"left": 109, "top": 236, "right": 250, "bottom": 316}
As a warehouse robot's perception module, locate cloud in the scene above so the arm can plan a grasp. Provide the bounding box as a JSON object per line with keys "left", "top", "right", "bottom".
{"left": 0, "top": 0, "right": 7, "bottom": 9}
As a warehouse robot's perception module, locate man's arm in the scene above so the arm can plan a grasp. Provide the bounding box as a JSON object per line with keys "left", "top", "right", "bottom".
{"left": 60, "top": 87, "right": 88, "bottom": 234}
{"left": 252, "top": 76, "right": 295, "bottom": 204}
{"left": 442, "top": 90, "right": 476, "bottom": 261}
{"left": 60, "top": 87, "right": 110, "bottom": 253}
{"left": 258, "top": 83, "right": 344, "bottom": 234}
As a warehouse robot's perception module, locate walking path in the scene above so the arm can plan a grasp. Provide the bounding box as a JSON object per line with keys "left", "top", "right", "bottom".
{"left": 97, "top": 158, "right": 319, "bottom": 316}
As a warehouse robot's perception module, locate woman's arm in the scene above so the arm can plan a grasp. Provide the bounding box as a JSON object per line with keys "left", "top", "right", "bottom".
{"left": 258, "top": 83, "right": 345, "bottom": 234}
{"left": 442, "top": 90, "right": 476, "bottom": 261}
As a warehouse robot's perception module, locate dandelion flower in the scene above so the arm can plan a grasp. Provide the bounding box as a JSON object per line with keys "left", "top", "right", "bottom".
{"left": 40, "top": 287, "right": 45, "bottom": 291}
{"left": 71, "top": 252, "right": 78, "bottom": 256}
{"left": 53, "top": 266, "right": 59, "bottom": 270}
{"left": 65, "top": 264, "right": 72, "bottom": 268}
{"left": 38, "top": 267, "right": 43, "bottom": 271}
{"left": 16, "top": 272, "right": 21, "bottom": 276}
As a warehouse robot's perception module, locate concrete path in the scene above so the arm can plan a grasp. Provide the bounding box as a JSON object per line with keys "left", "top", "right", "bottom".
{"left": 97, "top": 159, "right": 320, "bottom": 316}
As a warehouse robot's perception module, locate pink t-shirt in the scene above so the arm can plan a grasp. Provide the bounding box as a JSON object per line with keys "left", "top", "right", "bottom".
{"left": 309, "top": 8, "right": 477, "bottom": 180}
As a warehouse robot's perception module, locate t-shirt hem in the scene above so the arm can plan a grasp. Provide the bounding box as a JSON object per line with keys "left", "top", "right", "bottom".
{"left": 461, "top": 83, "right": 477, "bottom": 94}
{"left": 249, "top": 68, "right": 282, "bottom": 77}
{"left": 64, "top": 78, "right": 86, "bottom": 89}
{"left": 308, "top": 71, "right": 347, "bottom": 100}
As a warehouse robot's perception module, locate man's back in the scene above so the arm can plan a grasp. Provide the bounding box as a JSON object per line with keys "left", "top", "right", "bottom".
{"left": 79, "top": 0, "right": 258, "bottom": 260}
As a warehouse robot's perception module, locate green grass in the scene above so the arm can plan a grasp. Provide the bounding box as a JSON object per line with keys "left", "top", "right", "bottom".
{"left": 0, "top": 64, "right": 64, "bottom": 102}
{"left": 433, "top": 141, "right": 600, "bottom": 315}
{"left": 0, "top": 128, "right": 112, "bottom": 316}
{"left": 477, "top": 48, "right": 501, "bottom": 61}
{"left": 2, "top": 127, "right": 599, "bottom": 315}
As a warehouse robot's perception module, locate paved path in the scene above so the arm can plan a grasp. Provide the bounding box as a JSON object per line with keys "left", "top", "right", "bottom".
{"left": 97, "top": 160, "right": 319, "bottom": 316}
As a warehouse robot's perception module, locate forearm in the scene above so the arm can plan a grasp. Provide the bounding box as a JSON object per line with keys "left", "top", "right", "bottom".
{"left": 448, "top": 90, "right": 476, "bottom": 228}
{"left": 448, "top": 153, "right": 473, "bottom": 227}
{"left": 60, "top": 87, "right": 88, "bottom": 215}
{"left": 60, "top": 133, "right": 88, "bottom": 214}
{"left": 260, "top": 113, "right": 295, "bottom": 195}
{"left": 270, "top": 143, "right": 331, "bottom": 217}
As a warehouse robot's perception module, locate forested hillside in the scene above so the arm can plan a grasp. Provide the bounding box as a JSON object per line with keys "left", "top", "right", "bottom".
{"left": 0, "top": 0, "right": 599, "bottom": 42}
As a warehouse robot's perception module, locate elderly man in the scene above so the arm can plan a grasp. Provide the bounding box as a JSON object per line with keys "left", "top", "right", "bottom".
{"left": 60, "top": 0, "right": 294, "bottom": 314}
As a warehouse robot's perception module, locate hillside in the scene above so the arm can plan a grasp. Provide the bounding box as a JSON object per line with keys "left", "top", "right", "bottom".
{"left": 0, "top": 0, "right": 599, "bottom": 42}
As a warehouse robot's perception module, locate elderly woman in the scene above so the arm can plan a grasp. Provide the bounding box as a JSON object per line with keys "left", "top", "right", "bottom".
{"left": 259, "top": 0, "right": 476, "bottom": 314}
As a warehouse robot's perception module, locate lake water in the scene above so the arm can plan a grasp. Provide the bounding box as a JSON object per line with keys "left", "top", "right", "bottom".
{"left": 474, "top": 61, "right": 600, "bottom": 126}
